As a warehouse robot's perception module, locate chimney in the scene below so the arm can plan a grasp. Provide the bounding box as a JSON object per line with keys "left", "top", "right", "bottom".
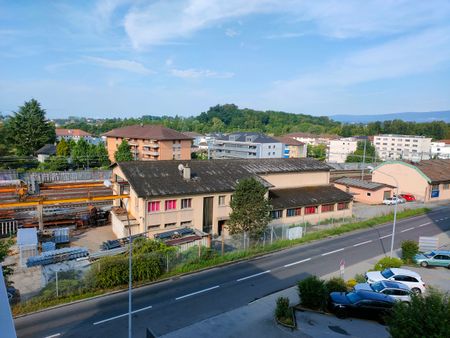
{"left": 183, "top": 165, "right": 191, "bottom": 180}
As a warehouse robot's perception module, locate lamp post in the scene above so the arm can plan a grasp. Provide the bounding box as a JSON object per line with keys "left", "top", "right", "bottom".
{"left": 104, "top": 179, "right": 132, "bottom": 338}
{"left": 368, "top": 167, "right": 399, "bottom": 257}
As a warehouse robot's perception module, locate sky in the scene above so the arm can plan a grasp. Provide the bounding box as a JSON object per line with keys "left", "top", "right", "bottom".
{"left": 1, "top": 0, "right": 450, "bottom": 119}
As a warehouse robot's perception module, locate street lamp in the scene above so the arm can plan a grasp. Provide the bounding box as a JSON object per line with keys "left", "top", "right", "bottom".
{"left": 367, "top": 166, "right": 398, "bottom": 258}
{"left": 104, "top": 179, "right": 133, "bottom": 338}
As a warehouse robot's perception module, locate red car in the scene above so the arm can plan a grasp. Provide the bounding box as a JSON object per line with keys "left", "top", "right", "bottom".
{"left": 400, "top": 194, "right": 416, "bottom": 202}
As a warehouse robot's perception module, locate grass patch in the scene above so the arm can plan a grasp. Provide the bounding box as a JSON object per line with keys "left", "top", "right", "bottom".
{"left": 12, "top": 207, "right": 430, "bottom": 316}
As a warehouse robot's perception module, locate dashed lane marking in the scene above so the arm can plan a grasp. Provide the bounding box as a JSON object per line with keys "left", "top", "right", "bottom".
{"left": 175, "top": 285, "right": 220, "bottom": 300}
{"left": 237, "top": 270, "right": 271, "bottom": 282}
{"left": 284, "top": 258, "right": 311, "bottom": 268}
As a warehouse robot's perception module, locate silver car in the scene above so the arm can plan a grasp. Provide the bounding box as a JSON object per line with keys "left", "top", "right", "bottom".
{"left": 354, "top": 280, "right": 411, "bottom": 302}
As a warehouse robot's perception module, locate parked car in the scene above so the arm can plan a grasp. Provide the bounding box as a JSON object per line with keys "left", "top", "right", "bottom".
{"left": 383, "top": 196, "right": 404, "bottom": 205}
{"left": 365, "top": 268, "right": 426, "bottom": 294}
{"left": 7, "top": 286, "right": 20, "bottom": 304}
{"left": 400, "top": 193, "right": 416, "bottom": 202}
{"left": 393, "top": 195, "right": 406, "bottom": 203}
{"left": 354, "top": 280, "right": 411, "bottom": 302}
{"left": 328, "top": 290, "right": 395, "bottom": 320}
{"left": 414, "top": 250, "right": 450, "bottom": 268}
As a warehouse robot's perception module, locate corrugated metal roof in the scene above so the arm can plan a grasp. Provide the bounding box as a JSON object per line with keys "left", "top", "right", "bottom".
{"left": 414, "top": 159, "right": 450, "bottom": 183}
{"left": 334, "top": 177, "right": 393, "bottom": 191}
{"left": 118, "top": 158, "right": 331, "bottom": 198}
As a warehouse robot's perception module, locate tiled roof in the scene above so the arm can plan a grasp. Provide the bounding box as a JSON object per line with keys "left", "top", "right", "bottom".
{"left": 413, "top": 159, "right": 450, "bottom": 183}
{"left": 269, "top": 185, "right": 353, "bottom": 209}
{"left": 334, "top": 177, "right": 394, "bottom": 191}
{"left": 56, "top": 129, "right": 91, "bottom": 137}
{"left": 182, "top": 131, "right": 203, "bottom": 138}
{"left": 36, "top": 144, "right": 56, "bottom": 155}
{"left": 117, "top": 158, "right": 331, "bottom": 198}
{"left": 102, "top": 125, "right": 194, "bottom": 141}
{"left": 285, "top": 132, "right": 339, "bottom": 139}
{"left": 273, "top": 136, "right": 305, "bottom": 146}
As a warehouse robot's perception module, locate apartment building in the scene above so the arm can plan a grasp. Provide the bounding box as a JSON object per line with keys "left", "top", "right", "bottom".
{"left": 273, "top": 136, "right": 307, "bottom": 158}
{"left": 211, "top": 132, "right": 283, "bottom": 159}
{"left": 109, "top": 158, "right": 353, "bottom": 238}
{"left": 328, "top": 137, "right": 358, "bottom": 163}
{"left": 56, "top": 129, "right": 99, "bottom": 144}
{"left": 103, "top": 125, "right": 193, "bottom": 162}
{"left": 431, "top": 140, "right": 450, "bottom": 159}
{"left": 284, "top": 132, "right": 338, "bottom": 146}
{"left": 373, "top": 134, "right": 432, "bottom": 161}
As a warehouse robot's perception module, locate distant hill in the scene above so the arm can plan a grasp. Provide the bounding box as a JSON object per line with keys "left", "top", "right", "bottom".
{"left": 331, "top": 111, "right": 450, "bottom": 123}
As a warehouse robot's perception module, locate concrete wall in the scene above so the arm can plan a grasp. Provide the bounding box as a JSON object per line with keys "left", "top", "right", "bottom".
{"left": 260, "top": 171, "right": 329, "bottom": 189}
{"left": 333, "top": 183, "right": 392, "bottom": 204}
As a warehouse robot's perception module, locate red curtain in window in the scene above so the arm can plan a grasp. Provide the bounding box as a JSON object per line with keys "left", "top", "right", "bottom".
{"left": 305, "top": 206, "right": 317, "bottom": 214}
{"left": 148, "top": 201, "right": 160, "bottom": 212}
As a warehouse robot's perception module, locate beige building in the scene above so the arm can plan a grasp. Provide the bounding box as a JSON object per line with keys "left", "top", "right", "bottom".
{"left": 103, "top": 125, "right": 193, "bottom": 162}
{"left": 273, "top": 136, "right": 307, "bottom": 158}
{"left": 334, "top": 177, "right": 394, "bottom": 204}
{"left": 328, "top": 138, "right": 358, "bottom": 163}
{"left": 372, "top": 159, "right": 450, "bottom": 202}
{"left": 285, "top": 132, "right": 337, "bottom": 146}
{"left": 373, "top": 134, "right": 432, "bottom": 162}
{"left": 109, "top": 158, "right": 353, "bottom": 238}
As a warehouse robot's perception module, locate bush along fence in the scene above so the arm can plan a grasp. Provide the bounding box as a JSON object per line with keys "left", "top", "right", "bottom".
{"left": 12, "top": 207, "right": 430, "bottom": 315}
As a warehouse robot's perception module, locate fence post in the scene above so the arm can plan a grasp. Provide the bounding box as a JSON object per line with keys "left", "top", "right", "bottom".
{"left": 198, "top": 244, "right": 201, "bottom": 258}
{"left": 221, "top": 235, "right": 225, "bottom": 256}
{"left": 55, "top": 270, "right": 59, "bottom": 298}
{"left": 166, "top": 253, "right": 169, "bottom": 272}
{"left": 270, "top": 226, "right": 273, "bottom": 245}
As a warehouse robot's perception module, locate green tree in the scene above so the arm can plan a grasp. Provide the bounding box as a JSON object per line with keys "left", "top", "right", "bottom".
{"left": 387, "top": 289, "right": 450, "bottom": 338}
{"left": 346, "top": 140, "right": 378, "bottom": 163}
{"left": 114, "top": 140, "right": 133, "bottom": 162}
{"left": 95, "top": 143, "right": 110, "bottom": 167}
{"left": 0, "top": 123, "right": 10, "bottom": 156}
{"left": 228, "top": 177, "right": 272, "bottom": 239}
{"left": 38, "top": 156, "right": 69, "bottom": 171}
{"left": 4, "top": 99, "right": 56, "bottom": 155}
{"left": 307, "top": 144, "right": 327, "bottom": 161}
{"left": 56, "top": 139, "right": 70, "bottom": 157}
{"left": 0, "top": 238, "right": 14, "bottom": 285}
{"left": 71, "top": 138, "right": 91, "bottom": 168}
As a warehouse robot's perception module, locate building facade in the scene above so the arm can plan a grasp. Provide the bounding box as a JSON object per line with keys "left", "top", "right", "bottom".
{"left": 273, "top": 136, "right": 307, "bottom": 158}
{"left": 55, "top": 129, "right": 99, "bottom": 144}
{"left": 431, "top": 140, "right": 450, "bottom": 159}
{"left": 333, "top": 177, "right": 394, "bottom": 204}
{"left": 103, "top": 125, "right": 193, "bottom": 162}
{"left": 328, "top": 138, "right": 358, "bottom": 163}
{"left": 110, "top": 158, "right": 353, "bottom": 238}
{"left": 372, "top": 159, "right": 450, "bottom": 202}
{"left": 373, "top": 134, "right": 432, "bottom": 162}
{"left": 211, "top": 132, "right": 283, "bottom": 159}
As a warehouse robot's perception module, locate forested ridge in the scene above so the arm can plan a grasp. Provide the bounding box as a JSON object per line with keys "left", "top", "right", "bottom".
{"left": 56, "top": 103, "right": 450, "bottom": 140}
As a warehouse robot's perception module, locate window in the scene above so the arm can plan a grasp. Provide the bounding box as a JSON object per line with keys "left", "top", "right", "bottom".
{"left": 165, "top": 199, "right": 177, "bottom": 210}
{"left": 337, "top": 202, "right": 349, "bottom": 210}
{"left": 148, "top": 201, "right": 160, "bottom": 212}
{"left": 367, "top": 192, "right": 371, "bottom": 196}
{"left": 287, "top": 208, "right": 302, "bottom": 217}
{"left": 218, "top": 195, "right": 226, "bottom": 206}
{"left": 443, "top": 184, "right": 449, "bottom": 190}
{"left": 147, "top": 224, "right": 160, "bottom": 230}
{"left": 304, "top": 206, "right": 317, "bottom": 215}
{"left": 164, "top": 222, "right": 176, "bottom": 228}
{"left": 181, "top": 220, "right": 192, "bottom": 227}
{"left": 181, "top": 198, "right": 192, "bottom": 209}
{"left": 321, "top": 204, "right": 334, "bottom": 212}
{"left": 271, "top": 210, "right": 283, "bottom": 219}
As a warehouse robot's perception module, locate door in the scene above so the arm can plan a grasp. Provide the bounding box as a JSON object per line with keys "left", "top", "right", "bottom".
{"left": 383, "top": 191, "right": 391, "bottom": 199}
{"left": 203, "top": 197, "right": 213, "bottom": 234}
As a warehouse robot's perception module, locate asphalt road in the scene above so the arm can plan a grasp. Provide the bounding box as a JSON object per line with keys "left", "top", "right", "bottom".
{"left": 15, "top": 206, "right": 450, "bottom": 338}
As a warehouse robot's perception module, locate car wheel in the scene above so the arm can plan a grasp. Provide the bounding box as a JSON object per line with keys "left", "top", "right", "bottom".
{"left": 411, "top": 288, "right": 421, "bottom": 295}
{"left": 420, "top": 261, "right": 428, "bottom": 268}
{"left": 336, "top": 308, "right": 347, "bottom": 319}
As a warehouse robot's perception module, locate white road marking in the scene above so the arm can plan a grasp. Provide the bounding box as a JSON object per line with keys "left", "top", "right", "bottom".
{"left": 175, "top": 285, "right": 220, "bottom": 300}
{"left": 321, "top": 248, "right": 344, "bottom": 256}
{"left": 237, "top": 270, "right": 271, "bottom": 282}
{"left": 353, "top": 240, "right": 372, "bottom": 247}
{"left": 439, "top": 218, "right": 445, "bottom": 221}
{"left": 284, "top": 258, "right": 311, "bottom": 268}
{"left": 418, "top": 222, "right": 431, "bottom": 227}
{"left": 44, "top": 334, "right": 61, "bottom": 338}
{"left": 401, "top": 227, "right": 415, "bottom": 233}
{"left": 93, "top": 305, "right": 153, "bottom": 325}
{"left": 379, "top": 234, "right": 392, "bottom": 239}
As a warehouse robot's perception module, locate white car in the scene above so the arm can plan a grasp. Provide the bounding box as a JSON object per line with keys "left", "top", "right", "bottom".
{"left": 383, "top": 197, "right": 404, "bottom": 205}
{"left": 365, "top": 268, "right": 426, "bottom": 294}
{"left": 354, "top": 280, "right": 412, "bottom": 302}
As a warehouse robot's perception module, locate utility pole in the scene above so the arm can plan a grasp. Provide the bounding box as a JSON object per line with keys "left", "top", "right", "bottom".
{"left": 361, "top": 139, "right": 367, "bottom": 180}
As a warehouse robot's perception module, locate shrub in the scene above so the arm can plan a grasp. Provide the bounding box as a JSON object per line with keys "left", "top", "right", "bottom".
{"left": 275, "top": 297, "right": 294, "bottom": 326}
{"left": 373, "top": 257, "right": 403, "bottom": 271}
{"left": 132, "top": 254, "right": 163, "bottom": 282}
{"left": 346, "top": 279, "right": 357, "bottom": 289}
{"left": 298, "top": 276, "right": 328, "bottom": 310}
{"left": 325, "top": 277, "right": 347, "bottom": 293}
{"left": 387, "top": 289, "right": 450, "bottom": 338}
{"left": 401, "top": 240, "right": 419, "bottom": 264}
{"left": 92, "top": 256, "right": 129, "bottom": 288}
{"left": 354, "top": 273, "right": 366, "bottom": 283}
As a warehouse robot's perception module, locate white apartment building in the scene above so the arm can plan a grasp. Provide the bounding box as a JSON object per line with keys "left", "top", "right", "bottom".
{"left": 373, "top": 134, "right": 432, "bottom": 161}
{"left": 328, "top": 137, "right": 358, "bottom": 163}
{"left": 431, "top": 140, "right": 450, "bottom": 159}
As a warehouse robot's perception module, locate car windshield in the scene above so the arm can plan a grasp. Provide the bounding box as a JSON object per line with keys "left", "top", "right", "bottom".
{"left": 371, "top": 282, "right": 384, "bottom": 292}
{"left": 346, "top": 292, "right": 362, "bottom": 304}
{"left": 381, "top": 268, "right": 394, "bottom": 279}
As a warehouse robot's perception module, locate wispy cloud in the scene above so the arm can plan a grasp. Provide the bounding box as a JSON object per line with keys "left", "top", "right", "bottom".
{"left": 84, "top": 56, "right": 153, "bottom": 74}
{"left": 265, "top": 32, "right": 306, "bottom": 39}
{"left": 170, "top": 68, "right": 234, "bottom": 79}
{"left": 225, "top": 28, "right": 239, "bottom": 37}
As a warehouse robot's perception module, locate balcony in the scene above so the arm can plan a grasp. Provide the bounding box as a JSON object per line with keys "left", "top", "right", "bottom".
{"left": 143, "top": 149, "right": 159, "bottom": 156}
{"left": 143, "top": 141, "right": 159, "bottom": 148}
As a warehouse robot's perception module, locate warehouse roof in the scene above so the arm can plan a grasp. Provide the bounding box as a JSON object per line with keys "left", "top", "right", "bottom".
{"left": 117, "top": 158, "right": 331, "bottom": 198}
{"left": 102, "top": 125, "right": 193, "bottom": 141}
{"left": 334, "top": 177, "right": 394, "bottom": 191}
{"left": 414, "top": 159, "right": 450, "bottom": 183}
{"left": 269, "top": 185, "right": 353, "bottom": 209}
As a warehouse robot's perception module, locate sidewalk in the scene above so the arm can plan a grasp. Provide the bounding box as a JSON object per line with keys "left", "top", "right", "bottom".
{"left": 160, "top": 230, "right": 450, "bottom": 338}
